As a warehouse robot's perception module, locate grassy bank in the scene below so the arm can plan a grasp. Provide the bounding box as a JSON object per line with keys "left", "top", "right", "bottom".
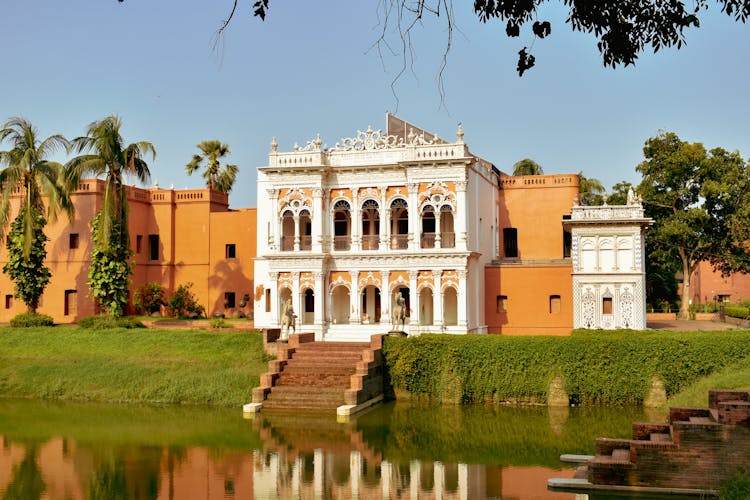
{"left": 667, "top": 355, "right": 750, "bottom": 407}
{"left": 382, "top": 330, "right": 750, "bottom": 405}
{"left": 0, "top": 326, "right": 268, "bottom": 406}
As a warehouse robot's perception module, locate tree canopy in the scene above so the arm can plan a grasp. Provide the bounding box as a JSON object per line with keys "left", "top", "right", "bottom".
{"left": 185, "top": 0, "right": 750, "bottom": 76}
{"left": 512, "top": 158, "right": 543, "bottom": 175}
{"left": 186, "top": 140, "right": 239, "bottom": 194}
{"left": 636, "top": 131, "right": 750, "bottom": 319}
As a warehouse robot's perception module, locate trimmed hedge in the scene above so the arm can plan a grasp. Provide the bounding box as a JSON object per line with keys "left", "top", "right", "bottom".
{"left": 724, "top": 305, "right": 749, "bottom": 319}
{"left": 382, "top": 331, "right": 750, "bottom": 405}
{"left": 9, "top": 312, "right": 54, "bottom": 327}
{"left": 77, "top": 314, "right": 145, "bottom": 329}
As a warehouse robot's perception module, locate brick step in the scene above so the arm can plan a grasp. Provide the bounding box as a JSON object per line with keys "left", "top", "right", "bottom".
{"left": 266, "top": 387, "right": 345, "bottom": 404}
{"left": 276, "top": 373, "right": 352, "bottom": 387}
{"left": 283, "top": 360, "right": 359, "bottom": 372}
{"left": 262, "top": 399, "right": 342, "bottom": 412}
{"left": 290, "top": 351, "right": 364, "bottom": 362}
{"left": 688, "top": 416, "right": 714, "bottom": 424}
{"left": 300, "top": 342, "right": 370, "bottom": 349}
{"left": 650, "top": 432, "right": 672, "bottom": 443}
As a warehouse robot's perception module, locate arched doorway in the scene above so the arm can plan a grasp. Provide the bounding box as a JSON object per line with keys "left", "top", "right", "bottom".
{"left": 302, "top": 288, "right": 314, "bottom": 324}
{"left": 361, "top": 285, "right": 381, "bottom": 323}
{"left": 278, "top": 287, "right": 292, "bottom": 323}
{"left": 419, "top": 287, "right": 433, "bottom": 325}
{"left": 361, "top": 200, "right": 380, "bottom": 250}
{"left": 443, "top": 287, "right": 458, "bottom": 326}
{"left": 331, "top": 285, "right": 350, "bottom": 324}
{"left": 281, "top": 210, "right": 294, "bottom": 251}
{"left": 390, "top": 199, "right": 408, "bottom": 249}
{"left": 440, "top": 206, "right": 455, "bottom": 248}
{"left": 333, "top": 200, "right": 351, "bottom": 251}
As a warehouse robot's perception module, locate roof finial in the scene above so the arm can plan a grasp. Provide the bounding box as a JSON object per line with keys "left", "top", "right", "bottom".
{"left": 270, "top": 136, "right": 278, "bottom": 152}
{"left": 456, "top": 122, "right": 464, "bottom": 143}
{"left": 314, "top": 133, "right": 322, "bottom": 151}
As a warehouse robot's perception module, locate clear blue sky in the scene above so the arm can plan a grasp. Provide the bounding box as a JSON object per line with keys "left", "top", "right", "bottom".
{"left": 2, "top": 1, "right": 749, "bottom": 208}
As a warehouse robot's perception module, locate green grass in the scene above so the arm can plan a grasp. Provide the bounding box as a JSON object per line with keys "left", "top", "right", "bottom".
{"left": 667, "top": 355, "right": 750, "bottom": 407}
{"left": 0, "top": 326, "right": 270, "bottom": 406}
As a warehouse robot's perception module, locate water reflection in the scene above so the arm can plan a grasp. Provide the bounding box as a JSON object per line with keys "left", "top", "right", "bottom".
{"left": 0, "top": 399, "right": 659, "bottom": 499}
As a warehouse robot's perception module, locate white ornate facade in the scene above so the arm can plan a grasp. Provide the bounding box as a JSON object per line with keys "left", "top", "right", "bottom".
{"left": 253, "top": 115, "right": 498, "bottom": 341}
{"left": 567, "top": 200, "right": 652, "bottom": 330}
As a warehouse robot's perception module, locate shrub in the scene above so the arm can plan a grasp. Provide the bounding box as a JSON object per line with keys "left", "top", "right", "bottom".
{"left": 9, "top": 312, "right": 54, "bottom": 327}
{"left": 78, "top": 314, "right": 145, "bottom": 329}
{"left": 133, "top": 282, "right": 166, "bottom": 315}
{"left": 209, "top": 317, "right": 232, "bottom": 329}
{"left": 724, "top": 305, "right": 749, "bottom": 319}
{"left": 167, "top": 283, "right": 205, "bottom": 319}
{"left": 382, "top": 331, "right": 750, "bottom": 405}
{"left": 718, "top": 469, "right": 750, "bottom": 499}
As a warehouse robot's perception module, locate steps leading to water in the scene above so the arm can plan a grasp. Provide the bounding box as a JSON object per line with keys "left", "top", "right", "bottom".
{"left": 251, "top": 332, "right": 385, "bottom": 414}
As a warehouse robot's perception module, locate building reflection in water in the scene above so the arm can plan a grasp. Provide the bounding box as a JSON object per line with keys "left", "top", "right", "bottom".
{"left": 0, "top": 400, "right": 637, "bottom": 499}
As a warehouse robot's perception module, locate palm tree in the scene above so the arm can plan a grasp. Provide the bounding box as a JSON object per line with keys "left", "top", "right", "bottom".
{"left": 186, "top": 140, "right": 239, "bottom": 193}
{"left": 66, "top": 115, "right": 155, "bottom": 316}
{"left": 66, "top": 115, "right": 155, "bottom": 245}
{"left": 512, "top": 158, "right": 543, "bottom": 175}
{"left": 0, "top": 117, "right": 72, "bottom": 255}
{"left": 579, "top": 172, "right": 606, "bottom": 205}
{"left": 0, "top": 117, "right": 73, "bottom": 313}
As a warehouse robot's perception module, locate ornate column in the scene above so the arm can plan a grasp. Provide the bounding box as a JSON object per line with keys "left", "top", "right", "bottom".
{"left": 379, "top": 186, "right": 389, "bottom": 251}
{"left": 433, "top": 271, "right": 443, "bottom": 328}
{"left": 269, "top": 272, "right": 279, "bottom": 327}
{"left": 291, "top": 272, "right": 301, "bottom": 323}
{"left": 314, "top": 272, "right": 324, "bottom": 328}
{"left": 380, "top": 271, "right": 390, "bottom": 324}
{"left": 267, "top": 189, "right": 280, "bottom": 252}
{"left": 457, "top": 269, "right": 468, "bottom": 328}
{"left": 351, "top": 190, "right": 361, "bottom": 252}
{"left": 349, "top": 271, "right": 360, "bottom": 324}
{"left": 408, "top": 183, "right": 420, "bottom": 250}
{"left": 312, "top": 188, "right": 323, "bottom": 252}
{"left": 435, "top": 207, "right": 442, "bottom": 249}
{"left": 455, "top": 180, "right": 468, "bottom": 251}
{"left": 293, "top": 214, "right": 300, "bottom": 251}
{"left": 409, "top": 270, "right": 419, "bottom": 327}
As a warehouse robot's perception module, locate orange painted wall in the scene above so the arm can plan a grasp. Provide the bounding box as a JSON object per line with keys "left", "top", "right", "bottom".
{"left": 690, "top": 260, "right": 750, "bottom": 304}
{"left": 0, "top": 180, "right": 256, "bottom": 323}
{"left": 485, "top": 263, "right": 573, "bottom": 335}
{"left": 497, "top": 174, "right": 578, "bottom": 260}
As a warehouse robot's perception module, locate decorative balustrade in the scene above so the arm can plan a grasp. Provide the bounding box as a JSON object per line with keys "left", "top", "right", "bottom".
{"left": 333, "top": 235, "right": 351, "bottom": 251}
{"left": 361, "top": 235, "right": 379, "bottom": 250}
{"left": 281, "top": 236, "right": 294, "bottom": 251}
{"left": 570, "top": 205, "right": 646, "bottom": 220}
{"left": 299, "top": 235, "right": 312, "bottom": 250}
{"left": 421, "top": 233, "right": 436, "bottom": 249}
{"left": 441, "top": 232, "right": 456, "bottom": 248}
{"left": 390, "top": 234, "right": 408, "bottom": 250}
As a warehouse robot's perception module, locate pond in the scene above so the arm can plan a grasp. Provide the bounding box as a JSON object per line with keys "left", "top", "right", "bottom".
{"left": 0, "top": 399, "right": 663, "bottom": 499}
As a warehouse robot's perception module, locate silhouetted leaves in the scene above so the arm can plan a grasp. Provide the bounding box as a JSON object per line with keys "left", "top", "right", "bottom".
{"left": 252, "top": 0, "right": 269, "bottom": 20}
{"left": 516, "top": 47, "right": 535, "bottom": 76}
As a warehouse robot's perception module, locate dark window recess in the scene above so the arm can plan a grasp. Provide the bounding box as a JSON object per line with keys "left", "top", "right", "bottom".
{"left": 603, "top": 297, "right": 613, "bottom": 315}
{"left": 265, "top": 289, "right": 271, "bottom": 312}
{"left": 5, "top": 295, "right": 12, "bottom": 309}
{"left": 64, "top": 290, "right": 78, "bottom": 316}
{"left": 550, "top": 295, "right": 561, "bottom": 314}
{"left": 563, "top": 229, "right": 572, "bottom": 258}
{"left": 149, "top": 234, "right": 159, "bottom": 261}
{"left": 225, "top": 292, "right": 236, "bottom": 309}
{"left": 69, "top": 233, "right": 79, "bottom": 249}
{"left": 503, "top": 228, "right": 518, "bottom": 258}
{"left": 496, "top": 295, "right": 507, "bottom": 313}
{"left": 225, "top": 244, "right": 236, "bottom": 259}
{"left": 305, "top": 289, "right": 314, "bottom": 312}
{"left": 136, "top": 235, "right": 143, "bottom": 253}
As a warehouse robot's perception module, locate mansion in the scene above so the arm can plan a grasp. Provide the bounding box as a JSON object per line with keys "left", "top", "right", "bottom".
{"left": 0, "top": 115, "right": 658, "bottom": 336}
{"left": 252, "top": 115, "right": 652, "bottom": 339}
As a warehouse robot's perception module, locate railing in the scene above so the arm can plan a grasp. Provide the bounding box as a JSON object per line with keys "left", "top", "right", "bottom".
{"left": 391, "top": 234, "right": 408, "bottom": 250}
{"left": 281, "top": 236, "right": 294, "bottom": 251}
{"left": 361, "top": 235, "right": 379, "bottom": 250}
{"left": 333, "top": 235, "right": 351, "bottom": 251}
{"left": 421, "top": 233, "right": 436, "bottom": 249}
{"left": 299, "top": 235, "right": 312, "bottom": 250}
{"left": 441, "top": 232, "right": 455, "bottom": 248}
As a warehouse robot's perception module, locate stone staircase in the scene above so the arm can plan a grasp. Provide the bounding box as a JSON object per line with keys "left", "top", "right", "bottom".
{"left": 252, "top": 332, "right": 385, "bottom": 414}
{"left": 584, "top": 390, "right": 750, "bottom": 491}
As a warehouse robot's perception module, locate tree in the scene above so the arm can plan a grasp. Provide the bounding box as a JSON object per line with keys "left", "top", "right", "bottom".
{"left": 185, "top": 140, "right": 239, "bottom": 193}
{"left": 578, "top": 173, "right": 605, "bottom": 205}
{"left": 636, "top": 131, "right": 750, "bottom": 319}
{"left": 0, "top": 117, "right": 72, "bottom": 313}
{"left": 512, "top": 158, "right": 543, "bottom": 175}
{"left": 67, "top": 115, "right": 156, "bottom": 316}
{"left": 192, "top": 1, "right": 750, "bottom": 76}
{"left": 607, "top": 181, "right": 634, "bottom": 206}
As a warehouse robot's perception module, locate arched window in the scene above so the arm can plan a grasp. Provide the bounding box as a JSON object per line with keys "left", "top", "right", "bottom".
{"left": 421, "top": 206, "right": 436, "bottom": 248}
{"left": 333, "top": 200, "right": 351, "bottom": 251}
{"left": 443, "top": 287, "right": 458, "bottom": 326}
{"left": 331, "top": 285, "right": 350, "bottom": 324}
{"left": 281, "top": 210, "right": 295, "bottom": 251}
{"left": 361, "top": 199, "right": 380, "bottom": 250}
{"left": 440, "top": 205, "right": 455, "bottom": 248}
{"left": 390, "top": 199, "right": 408, "bottom": 250}
{"left": 299, "top": 209, "right": 311, "bottom": 250}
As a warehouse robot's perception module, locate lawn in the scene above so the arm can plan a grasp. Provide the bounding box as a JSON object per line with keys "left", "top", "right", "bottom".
{"left": 0, "top": 326, "right": 269, "bottom": 406}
